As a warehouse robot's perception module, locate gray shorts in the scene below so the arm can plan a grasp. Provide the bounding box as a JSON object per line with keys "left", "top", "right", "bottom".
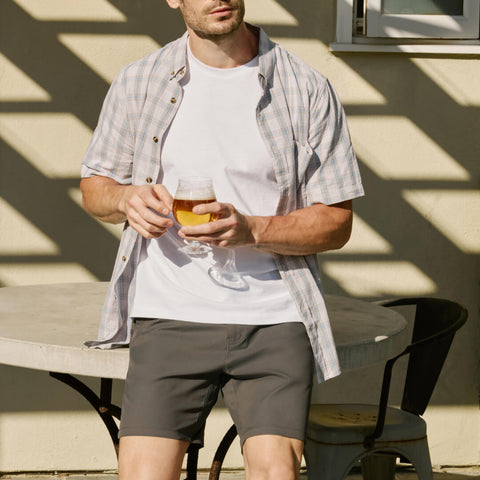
{"left": 119, "top": 319, "right": 314, "bottom": 446}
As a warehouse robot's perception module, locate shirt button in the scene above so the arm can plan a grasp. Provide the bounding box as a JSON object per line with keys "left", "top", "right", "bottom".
{"left": 170, "top": 97, "right": 177, "bottom": 103}
{"left": 153, "top": 136, "right": 158, "bottom": 143}
{"left": 122, "top": 256, "right": 127, "bottom": 262}
{"left": 146, "top": 177, "right": 153, "bottom": 184}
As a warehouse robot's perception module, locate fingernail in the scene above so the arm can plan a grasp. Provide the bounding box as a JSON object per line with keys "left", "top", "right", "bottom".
{"left": 162, "top": 208, "right": 169, "bottom": 215}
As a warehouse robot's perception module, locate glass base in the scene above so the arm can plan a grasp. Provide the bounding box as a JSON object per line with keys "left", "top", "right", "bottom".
{"left": 208, "top": 266, "right": 248, "bottom": 291}
{"left": 178, "top": 241, "right": 210, "bottom": 256}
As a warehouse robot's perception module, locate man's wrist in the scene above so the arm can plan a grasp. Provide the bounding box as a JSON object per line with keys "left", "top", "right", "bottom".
{"left": 248, "top": 215, "right": 272, "bottom": 248}
{"left": 114, "top": 184, "right": 134, "bottom": 219}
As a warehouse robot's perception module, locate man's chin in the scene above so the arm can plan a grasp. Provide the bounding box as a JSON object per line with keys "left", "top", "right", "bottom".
{"left": 196, "top": 21, "right": 243, "bottom": 40}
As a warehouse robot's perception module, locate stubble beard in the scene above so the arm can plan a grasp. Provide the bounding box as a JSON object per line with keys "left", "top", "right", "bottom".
{"left": 182, "top": 1, "right": 245, "bottom": 41}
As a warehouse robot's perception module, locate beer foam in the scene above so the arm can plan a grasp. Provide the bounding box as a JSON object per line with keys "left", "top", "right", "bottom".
{"left": 174, "top": 177, "right": 215, "bottom": 200}
{"left": 174, "top": 187, "right": 215, "bottom": 200}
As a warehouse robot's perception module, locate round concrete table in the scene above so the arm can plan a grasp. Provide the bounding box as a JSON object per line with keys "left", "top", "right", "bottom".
{"left": 0, "top": 282, "right": 408, "bottom": 377}
{"left": 0, "top": 282, "right": 408, "bottom": 478}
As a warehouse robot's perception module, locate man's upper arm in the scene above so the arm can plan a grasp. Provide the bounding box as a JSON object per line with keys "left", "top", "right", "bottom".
{"left": 81, "top": 70, "right": 135, "bottom": 184}
{"left": 305, "top": 77, "right": 364, "bottom": 207}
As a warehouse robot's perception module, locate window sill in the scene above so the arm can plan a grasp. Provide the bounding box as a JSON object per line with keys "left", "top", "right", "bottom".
{"left": 330, "top": 42, "right": 480, "bottom": 55}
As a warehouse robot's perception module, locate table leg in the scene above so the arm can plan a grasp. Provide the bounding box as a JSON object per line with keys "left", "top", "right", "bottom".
{"left": 209, "top": 424, "right": 238, "bottom": 480}
{"left": 49, "top": 373, "right": 120, "bottom": 455}
{"left": 185, "top": 444, "right": 199, "bottom": 480}
{"left": 49, "top": 373, "right": 237, "bottom": 479}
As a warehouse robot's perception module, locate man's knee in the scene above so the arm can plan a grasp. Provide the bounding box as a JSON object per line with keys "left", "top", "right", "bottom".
{"left": 247, "top": 462, "right": 300, "bottom": 480}
{"left": 243, "top": 435, "right": 303, "bottom": 480}
{"left": 118, "top": 435, "right": 189, "bottom": 480}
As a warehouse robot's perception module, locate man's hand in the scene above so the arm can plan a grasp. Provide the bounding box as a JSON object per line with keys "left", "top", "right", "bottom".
{"left": 178, "top": 202, "right": 256, "bottom": 248}
{"left": 80, "top": 176, "right": 174, "bottom": 239}
{"left": 120, "top": 184, "right": 174, "bottom": 239}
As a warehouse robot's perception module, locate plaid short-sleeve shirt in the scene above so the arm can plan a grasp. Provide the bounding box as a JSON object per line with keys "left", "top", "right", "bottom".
{"left": 82, "top": 27, "right": 364, "bottom": 383}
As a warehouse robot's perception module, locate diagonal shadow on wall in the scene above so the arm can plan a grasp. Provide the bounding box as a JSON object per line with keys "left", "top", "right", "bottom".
{"left": 0, "top": 0, "right": 478, "bottom": 410}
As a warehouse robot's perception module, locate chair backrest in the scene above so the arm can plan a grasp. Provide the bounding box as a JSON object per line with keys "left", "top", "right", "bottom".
{"left": 381, "top": 298, "right": 468, "bottom": 416}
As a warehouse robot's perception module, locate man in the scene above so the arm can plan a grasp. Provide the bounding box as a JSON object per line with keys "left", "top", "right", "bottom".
{"left": 80, "top": 1, "right": 364, "bottom": 479}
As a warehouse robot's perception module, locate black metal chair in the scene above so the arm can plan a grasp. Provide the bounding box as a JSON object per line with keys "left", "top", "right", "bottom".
{"left": 304, "top": 297, "right": 468, "bottom": 480}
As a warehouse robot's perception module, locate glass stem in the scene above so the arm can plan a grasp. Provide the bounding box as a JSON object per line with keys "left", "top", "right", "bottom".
{"left": 223, "top": 249, "right": 237, "bottom": 273}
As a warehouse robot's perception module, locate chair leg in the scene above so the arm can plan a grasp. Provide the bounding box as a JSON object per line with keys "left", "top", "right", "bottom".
{"left": 401, "top": 440, "right": 434, "bottom": 480}
{"left": 359, "top": 439, "right": 433, "bottom": 480}
{"left": 304, "top": 441, "right": 359, "bottom": 480}
{"left": 361, "top": 453, "right": 397, "bottom": 480}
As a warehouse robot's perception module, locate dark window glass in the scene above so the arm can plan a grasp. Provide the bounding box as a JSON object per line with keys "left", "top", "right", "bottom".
{"left": 382, "top": 0, "right": 463, "bottom": 15}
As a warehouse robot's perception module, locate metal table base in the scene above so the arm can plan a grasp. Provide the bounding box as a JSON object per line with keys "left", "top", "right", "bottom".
{"left": 49, "top": 373, "right": 237, "bottom": 480}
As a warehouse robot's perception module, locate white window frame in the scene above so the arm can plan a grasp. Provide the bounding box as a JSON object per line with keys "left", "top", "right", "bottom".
{"left": 367, "top": 0, "right": 479, "bottom": 39}
{"left": 332, "top": 0, "right": 480, "bottom": 54}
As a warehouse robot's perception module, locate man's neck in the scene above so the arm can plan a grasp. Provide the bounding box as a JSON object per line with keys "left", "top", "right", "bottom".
{"left": 187, "top": 23, "right": 258, "bottom": 69}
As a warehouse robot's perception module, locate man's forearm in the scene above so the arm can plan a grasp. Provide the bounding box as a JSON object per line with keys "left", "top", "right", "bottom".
{"left": 80, "top": 175, "right": 174, "bottom": 238}
{"left": 249, "top": 200, "right": 353, "bottom": 256}
{"left": 80, "top": 176, "right": 130, "bottom": 224}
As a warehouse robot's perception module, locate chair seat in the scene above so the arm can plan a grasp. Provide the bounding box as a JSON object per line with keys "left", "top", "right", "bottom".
{"left": 307, "top": 404, "right": 427, "bottom": 445}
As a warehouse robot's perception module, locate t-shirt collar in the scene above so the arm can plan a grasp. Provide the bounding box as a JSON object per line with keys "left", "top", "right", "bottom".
{"left": 170, "top": 25, "right": 275, "bottom": 86}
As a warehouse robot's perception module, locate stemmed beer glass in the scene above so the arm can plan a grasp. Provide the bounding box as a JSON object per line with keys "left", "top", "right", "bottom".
{"left": 172, "top": 177, "right": 247, "bottom": 290}
{"left": 173, "top": 176, "right": 216, "bottom": 255}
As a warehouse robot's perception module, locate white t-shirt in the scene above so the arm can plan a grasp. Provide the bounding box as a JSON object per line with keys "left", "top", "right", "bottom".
{"left": 131, "top": 45, "right": 300, "bottom": 325}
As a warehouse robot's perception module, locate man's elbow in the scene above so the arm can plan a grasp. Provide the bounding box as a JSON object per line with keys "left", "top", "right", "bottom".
{"left": 335, "top": 227, "right": 352, "bottom": 250}
{"left": 330, "top": 213, "right": 353, "bottom": 251}
{"left": 79, "top": 176, "right": 109, "bottom": 221}
{"left": 79, "top": 178, "right": 95, "bottom": 216}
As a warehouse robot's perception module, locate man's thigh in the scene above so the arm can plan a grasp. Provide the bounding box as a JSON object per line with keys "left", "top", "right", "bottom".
{"left": 222, "top": 322, "right": 314, "bottom": 446}
{"left": 119, "top": 318, "right": 224, "bottom": 445}
{"left": 120, "top": 319, "right": 314, "bottom": 467}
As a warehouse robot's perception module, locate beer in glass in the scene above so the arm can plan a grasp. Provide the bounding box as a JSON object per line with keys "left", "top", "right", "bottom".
{"left": 173, "top": 177, "right": 216, "bottom": 254}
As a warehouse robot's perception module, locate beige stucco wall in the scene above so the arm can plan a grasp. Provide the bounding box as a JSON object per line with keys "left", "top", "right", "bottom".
{"left": 0, "top": 0, "right": 478, "bottom": 472}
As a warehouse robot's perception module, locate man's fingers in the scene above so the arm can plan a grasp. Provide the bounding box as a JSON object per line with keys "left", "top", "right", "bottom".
{"left": 142, "top": 207, "right": 174, "bottom": 227}
{"left": 133, "top": 224, "right": 167, "bottom": 239}
{"left": 179, "top": 204, "right": 255, "bottom": 247}
{"left": 152, "top": 184, "right": 174, "bottom": 211}
{"left": 128, "top": 184, "right": 173, "bottom": 216}
{"left": 127, "top": 200, "right": 173, "bottom": 239}
{"left": 177, "top": 201, "right": 253, "bottom": 247}
{"left": 131, "top": 218, "right": 170, "bottom": 239}
{"left": 179, "top": 217, "right": 230, "bottom": 236}
{"left": 126, "top": 185, "right": 174, "bottom": 222}
{"left": 192, "top": 201, "right": 230, "bottom": 216}
{"left": 143, "top": 194, "right": 170, "bottom": 216}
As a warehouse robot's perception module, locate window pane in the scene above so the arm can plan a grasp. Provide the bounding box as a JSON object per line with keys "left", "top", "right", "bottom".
{"left": 356, "top": 0, "right": 365, "bottom": 18}
{"left": 382, "top": 0, "right": 463, "bottom": 15}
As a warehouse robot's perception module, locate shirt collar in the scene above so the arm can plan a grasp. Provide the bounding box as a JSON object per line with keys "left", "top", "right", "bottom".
{"left": 169, "top": 31, "right": 189, "bottom": 80}
{"left": 256, "top": 26, "right": 276, "bottom": 87}
{"left": 169, "top": 26, "right": 276, "bottom": 85}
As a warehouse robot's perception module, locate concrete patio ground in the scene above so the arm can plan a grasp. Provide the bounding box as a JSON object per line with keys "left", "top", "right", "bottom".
{"left": 1, "top": 467, "right": 479, "bottom": 480}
